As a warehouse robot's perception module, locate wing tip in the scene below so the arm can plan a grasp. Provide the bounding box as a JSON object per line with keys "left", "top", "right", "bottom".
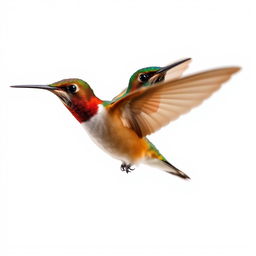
{"left": 226, "top": 66, "right": 241, "bottom": 74}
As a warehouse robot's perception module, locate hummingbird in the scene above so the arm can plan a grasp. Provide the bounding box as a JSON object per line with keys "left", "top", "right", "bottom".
{"left": 11, "top": 59, "right": 240, "bottom": 179}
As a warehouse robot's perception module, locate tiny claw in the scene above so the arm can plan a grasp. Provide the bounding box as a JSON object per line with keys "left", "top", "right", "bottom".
{"left": 120, "top": 163, "right": 135, "bottom": 173}
{"left": 120, "top": 163, "right": 126, "bottom": 172}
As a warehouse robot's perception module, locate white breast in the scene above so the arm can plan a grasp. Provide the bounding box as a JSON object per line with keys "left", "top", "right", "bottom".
{"left": 81, "top": 105, "right": 126, "bottom": 162}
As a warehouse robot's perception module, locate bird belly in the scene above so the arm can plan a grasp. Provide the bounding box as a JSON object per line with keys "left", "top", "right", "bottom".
{"left": 81, "top": 106, "right": 147, "bottom": 163}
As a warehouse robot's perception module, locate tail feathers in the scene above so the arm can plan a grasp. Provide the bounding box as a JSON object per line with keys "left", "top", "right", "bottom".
{"left": 162, "top": 160, "right": 190, "bottom": 179}
{"left": 145, "top": 158, "right": 190, "bottom": 179}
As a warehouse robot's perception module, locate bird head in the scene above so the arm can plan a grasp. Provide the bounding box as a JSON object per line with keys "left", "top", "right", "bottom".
{"left": 128, "top": 58, "right": 191, "bottom": 92}
{"left": 11, "top": 79, "right": 102, "bottom": 122}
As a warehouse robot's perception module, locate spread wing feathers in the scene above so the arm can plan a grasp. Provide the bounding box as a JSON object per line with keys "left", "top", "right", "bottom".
{"left": 150, "top": 58, "right": 192, "bottom": 84}
{"left": 110, "top": 67, "right": 240, "bottom": 137}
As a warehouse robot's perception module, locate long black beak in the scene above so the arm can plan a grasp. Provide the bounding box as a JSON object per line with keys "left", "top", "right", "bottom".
{"left": 155, "top": 58, "right": 191, "bottom": 74}
{"left": 11, "top": 84, "right": 57, "bottom": 90}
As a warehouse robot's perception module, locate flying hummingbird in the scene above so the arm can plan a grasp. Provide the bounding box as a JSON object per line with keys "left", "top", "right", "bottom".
{"left": 11, "top": 59, "right": 240, "bottom": 179}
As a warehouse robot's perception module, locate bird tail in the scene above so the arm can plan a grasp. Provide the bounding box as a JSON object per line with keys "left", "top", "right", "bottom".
{"left": 145, "top": 157, "right": 190, "bottom": 179}
{"left": 161, "top": 159, "right": 190, "bottom": 179}
{"left": 145, "top": 139, "right": 190, "bottom": 179}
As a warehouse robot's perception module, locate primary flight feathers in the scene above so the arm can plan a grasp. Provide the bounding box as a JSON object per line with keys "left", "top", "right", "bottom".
{"left": 110, "top": 67, "right": 240, "bottom": 137}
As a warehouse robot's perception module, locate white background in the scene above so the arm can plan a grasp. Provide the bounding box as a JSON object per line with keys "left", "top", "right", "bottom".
{"left": 0, "top": 0, "right": 255, "bottom": 255}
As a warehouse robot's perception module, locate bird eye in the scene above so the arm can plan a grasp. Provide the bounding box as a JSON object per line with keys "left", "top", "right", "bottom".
{"left": 139, "top": 73, "right": 150, "bottom": 83}
{"left": 66, "top": 84, "right": 78, "bottom": 94}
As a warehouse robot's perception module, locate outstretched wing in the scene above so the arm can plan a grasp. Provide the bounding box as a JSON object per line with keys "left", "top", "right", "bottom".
{"left": 109, "top": 67, "right": 240, "bottom": 137}
{"left": 111, "top": 58, "right": 192, "bottom": 102}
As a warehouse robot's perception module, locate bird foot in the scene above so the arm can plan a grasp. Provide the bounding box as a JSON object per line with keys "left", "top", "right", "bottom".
{"left": 120, "top": 163, "right": 135, "bottom": 173}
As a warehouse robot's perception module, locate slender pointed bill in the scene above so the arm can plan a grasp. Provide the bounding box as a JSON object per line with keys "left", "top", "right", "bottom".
{"left": 155, "top": 58, "right": 191, "bottom": 74}
{"left": 11, "top": 84, "right": 57, "bottom": 90}
{"left": 11, "top": 84, "right": 73, "bottom": 107}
